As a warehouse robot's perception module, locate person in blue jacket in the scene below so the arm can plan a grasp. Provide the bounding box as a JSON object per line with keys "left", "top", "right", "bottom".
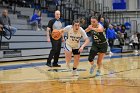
{"left": 106, "top": 24, "right": 117, "bottom": 48}
{"left": 30, "top": 10, "right": 41, "bottom": 31}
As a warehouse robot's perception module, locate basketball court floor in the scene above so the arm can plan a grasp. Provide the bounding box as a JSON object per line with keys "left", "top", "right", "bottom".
{"left": 0, "top": 53, "right": 140, "bottom": 93}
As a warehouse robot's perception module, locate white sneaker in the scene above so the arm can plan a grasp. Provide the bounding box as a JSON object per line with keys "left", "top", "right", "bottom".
{"left": 135, "top": 50, "right": 138, "bottom": 53}
{"left": 37, "top": 28, "right": 41, "bottom": 31}
{"left": 133, "top": 50, "right": 137, "bottom": 53}
{"left": 134, "top": 52, "right": 138, "bottom": 55}
{"left": 72, "top": 69, "right": 79, "bottom": 76}
{"left": 109, "top": 52, "right": 114, "bottom": 55}
{"left": 129, "top": 43, "right": 133, "bottom": 46}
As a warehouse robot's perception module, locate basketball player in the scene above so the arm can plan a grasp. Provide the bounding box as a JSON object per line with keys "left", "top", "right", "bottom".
{"left": 85, "top": 16, "right": 108, "bottom": 76}
{"left": 46, "top": 10, "right": 63, "bottom": 67}
{"left": 60, "top": 20, "right": 89, "bottom": 75}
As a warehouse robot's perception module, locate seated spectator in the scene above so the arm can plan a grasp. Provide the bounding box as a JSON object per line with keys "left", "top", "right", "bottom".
{"left": 117, "top": 31, "right": 125, "bottom": 47}
{"left": 0, "top": 9, "right": 17, "bottom": 36}
{"left": 116, "top": 24, "right": 122, "bottom": 32}
{"left": 121, "top": 24, "right": 127, "bottom": 39}
{"left": 113, "top": 24, "right": 118, "bottom": 32}
{"left": 29, "top": 10, "right": 42, "bottom": 31}
{"left": 130, "top": 32, "right": 139, "bottom": 53}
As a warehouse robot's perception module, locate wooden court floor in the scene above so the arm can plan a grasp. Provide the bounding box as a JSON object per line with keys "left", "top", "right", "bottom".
{"left": 0, "top": 53, "right": 140, "bottom": 93}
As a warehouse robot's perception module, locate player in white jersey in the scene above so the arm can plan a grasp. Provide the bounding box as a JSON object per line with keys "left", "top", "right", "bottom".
{"left": 60, "top": 20, "right": 89, "bottom": 75}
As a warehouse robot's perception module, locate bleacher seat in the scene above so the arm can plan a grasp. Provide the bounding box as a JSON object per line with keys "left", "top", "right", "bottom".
{"left": 11, "top": 19, "right": 28, "bottom": 25}
{"left": 0, "top": 51, "right": 3, "bottom": 58}
{"left": 12, "top": 24, "right": 32, "bottom": 30}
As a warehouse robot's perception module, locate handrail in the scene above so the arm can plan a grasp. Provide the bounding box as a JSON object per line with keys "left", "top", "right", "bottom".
{"left": 0, "top": 26, "right": 12, "bottom": 49}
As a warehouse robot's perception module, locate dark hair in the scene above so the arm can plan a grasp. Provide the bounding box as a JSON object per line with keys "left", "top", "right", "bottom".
{"left": 91, "top": 15, "right": 99, "bottom": 21}
{"left": 72, "top": 19, "right": 80, "bottom": 25}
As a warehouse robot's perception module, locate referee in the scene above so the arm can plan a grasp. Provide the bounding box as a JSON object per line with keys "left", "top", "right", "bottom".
{"left": 46, "top": 10, "right": 63, "bottom": 67}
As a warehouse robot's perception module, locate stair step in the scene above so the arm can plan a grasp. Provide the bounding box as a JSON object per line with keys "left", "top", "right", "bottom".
{"left": 4, "top": 53, "right": 21, "bottom": 57}
{"left": 1, "top": 46, "right": 9, "bottom": 49}
{"left": 0, "top": 51, "right": 3, "bottom": 58}
{"left": 3, "top": 50, "right": 21, "bottom": 57}
{"left": 17, "top": 14, "right": 30, "bottom": 19}
{"left": 111, "top": 48, "right": 122, "bottom": 53}
{"left": 4, "top": 50, "right": 21, "bottom": 54}
{"left": 0, "top": 43, "right": 9, "bottom": 49}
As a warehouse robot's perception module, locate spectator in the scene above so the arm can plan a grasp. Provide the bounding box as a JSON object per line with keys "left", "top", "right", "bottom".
{"left": 86, "top": 10, "right": 96, "bottom": 26}
{"left": 106, "top": 24, "right": 117, "bottom": 48}
{"left": 99, "top": 17, "right": 104, "bottom": 27}
{"left": 29, "top": 10, "right": 42, "bottom": 31}
{"left": 79, "top": 17, "right": 87, "bottom": 29}
{"left": 117, "top": 31, "right": 124, "bottom": 47}
{"left": 130, "top": 32, "right": 139, "bottom": 53}
{"left": 104, "top": 18, "right": 110, "bottom": 31}
{"left": 0, "top": 9, "right": 17, "bottom": 35}
{"left": 121, "top": 24, "right": 126, "bottom": 33}
{"left": 99, "top": 16, "right": 109, "bottom": 33}
{"left": 116, "top": 24, "right": 122, "bottom": 32}
{"left": 121, "top": 24, "right": 127, "bottom": 39}
{"left": 113, "top": 24, "right": 118, "bottom": 32}
{"left": 116, "top": 24, "right": 125, "bottom": 47}
{"left": 34, "top": 0, "right": 41, "bottom": 9}
{"left": 53, "top": 0, "right": 60, "bottom": 6}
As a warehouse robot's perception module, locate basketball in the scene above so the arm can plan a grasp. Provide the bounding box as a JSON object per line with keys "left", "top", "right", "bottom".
{"left": 51, "top": 29, "right": 62, "bottom": 40}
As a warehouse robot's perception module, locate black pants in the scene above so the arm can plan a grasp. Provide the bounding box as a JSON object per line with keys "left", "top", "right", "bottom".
{"left": 133, "top": 43, "right": 140, "bottom": 50}
{"left": 108, "top": 39, "right": 114, "bottom": 48}
{"left": 47, "top": 37, "right": 62, "bottom": 65}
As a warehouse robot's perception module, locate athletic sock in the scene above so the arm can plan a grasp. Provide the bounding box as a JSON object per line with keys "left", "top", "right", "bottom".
{"left": 73, "top": 67, "right": 77, "bottom": 70}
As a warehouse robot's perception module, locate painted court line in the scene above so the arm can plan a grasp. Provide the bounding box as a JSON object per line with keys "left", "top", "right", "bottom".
{"left": 0, "top": 53, "right": 139, "bottom": 71}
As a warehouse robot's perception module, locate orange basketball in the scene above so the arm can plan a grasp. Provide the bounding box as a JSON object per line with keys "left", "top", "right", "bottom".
{"left": 51, "top": 29, "right": 62, "bottom": 40}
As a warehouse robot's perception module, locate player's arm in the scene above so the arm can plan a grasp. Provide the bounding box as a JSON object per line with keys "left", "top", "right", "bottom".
{"left": 46, "top": 20, "right": 53, "bottom": 42}
{"left": 81, "top": 37, "right": 90, "bottom": 48}
{"left": 59, "top": 29, "right": 65, "bottom": 42}
{"left": 58, "top": 29, "right": 65, "bottom": 33}
{"left": 58, "top": 29, "right": 66, "bottom": 42}
{"left": 79, "top": 28, "right": 90, "bottom": 53}
{"left": 79, "top": 37, "right": 89, "bottom": 53}
{"left": 58, "top": 25, "right": 70, "bottom": 33}
{"left": 85, "top": 25, "right": 92, "bottom": 32}
{"left": 46, "top": 27, "right": 51, "bottom": 42}
{"left": 92, "top": 24, "right": 104, "bottom": 32}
